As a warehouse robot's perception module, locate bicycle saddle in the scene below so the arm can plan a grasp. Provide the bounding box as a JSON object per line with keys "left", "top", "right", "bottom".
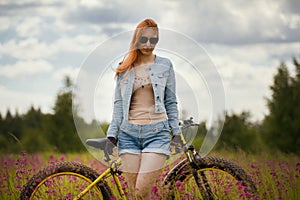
{"left": 86, "top": 138, "right": 107, "bottom": 150}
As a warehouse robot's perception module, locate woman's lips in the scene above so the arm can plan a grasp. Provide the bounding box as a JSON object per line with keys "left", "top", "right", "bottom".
{"left": 142, "top": 48, "right": 153, "bottom": 52}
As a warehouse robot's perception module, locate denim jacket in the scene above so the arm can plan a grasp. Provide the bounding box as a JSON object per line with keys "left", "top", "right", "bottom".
{"left": 106, "top": 56, "right": 181, "bottom": 139}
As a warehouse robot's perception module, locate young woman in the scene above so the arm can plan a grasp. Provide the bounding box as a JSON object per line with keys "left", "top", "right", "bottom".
{"left": 106, "top": 18, "right": 182, "bottom": 199}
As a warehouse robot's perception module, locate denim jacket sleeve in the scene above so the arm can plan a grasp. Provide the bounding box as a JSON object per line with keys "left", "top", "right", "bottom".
{"left": 106, "top": 75, "right": 123, "bottom": 139}
{"left": 165, "top": 61, "right": 182, "bottom": 135}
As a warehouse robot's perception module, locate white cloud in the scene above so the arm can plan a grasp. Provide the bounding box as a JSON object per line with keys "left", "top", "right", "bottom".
{"left": 0, "top": 33, "right": 105, "bottom": 61}
{"left": 0, "top": 59, "right": 53, "bottom": 78}
{"left": 160, "top": 0, "right": 300, "bottom": 44}
{"left": 54, "top": 35, "right": 104, "bottom": 53}
{"left": 0, "top": 85, "right": 53, "bottom": 116}
{"left": 79, "top": 0, "right": 104, "bottom": 8}
{"left": 205, "top": 44, "right": 286, "bottom": 121}
{"left": 15, "top": 16, "right": 44, "bottom": 37}
{"left": 52, "top": 66, "right": 80, "bottom": 81}
{"left": 0, "top": 17, "right": 10, "bottom": 31}
{"left": 0, "top": 38, "right": 52, "bottom": 60}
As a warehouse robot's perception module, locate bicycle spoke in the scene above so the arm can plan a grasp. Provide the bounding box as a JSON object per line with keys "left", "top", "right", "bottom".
{"left": 31, "top": 172, "right": 102, "bottom": 199}
{"left": 175, "top": 168, "right": 253, "bottom": 200}
{"left": 20, "top": 162, "right": 112, "bottom": 200}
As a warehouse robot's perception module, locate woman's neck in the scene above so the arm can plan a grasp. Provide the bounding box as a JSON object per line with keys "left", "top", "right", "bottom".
{"left": 135, "top": 54, "right": 155, "bottom": 66}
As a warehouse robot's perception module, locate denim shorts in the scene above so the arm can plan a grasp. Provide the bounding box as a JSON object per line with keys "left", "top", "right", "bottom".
{"left": 118, "top": 120, "right": 171, "bottom": 156}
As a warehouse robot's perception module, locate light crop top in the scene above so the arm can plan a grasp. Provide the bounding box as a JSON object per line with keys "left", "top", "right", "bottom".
{"left": 128, "top": 64, "right": 167, "bottom": 124}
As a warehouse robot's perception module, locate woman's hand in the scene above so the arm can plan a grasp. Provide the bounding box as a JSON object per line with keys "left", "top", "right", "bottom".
{"left": 106, "top": 137, "right": 118, "bottom": 154}
{"left": 171, "top": 134, "right": 184, "bottom": 153}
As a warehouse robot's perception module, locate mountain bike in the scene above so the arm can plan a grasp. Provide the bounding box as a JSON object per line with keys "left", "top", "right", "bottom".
{"left": 20, "top": 118, "right": 258, "bottom": 199}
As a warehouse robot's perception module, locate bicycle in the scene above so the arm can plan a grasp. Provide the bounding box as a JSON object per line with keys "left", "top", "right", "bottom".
{"left": 20, "top": 117, "right": 258, "bottom": 199}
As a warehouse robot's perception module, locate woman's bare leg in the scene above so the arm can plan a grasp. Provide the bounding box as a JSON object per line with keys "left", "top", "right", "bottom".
{"left": 135, "top": 153, "right": 167, "bottom": 199}
{"left": 120, "top": 153, "right": 141, "bottom": 199}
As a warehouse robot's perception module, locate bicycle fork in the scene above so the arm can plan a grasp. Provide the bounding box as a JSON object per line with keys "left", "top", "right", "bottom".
{"left": 185, "top": 145, "right": 215, "bottom": 200}
{"left": 192, "top": 169, "right": 215, "bottom": 200}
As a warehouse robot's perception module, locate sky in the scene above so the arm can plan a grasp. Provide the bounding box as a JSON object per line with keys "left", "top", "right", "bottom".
{"left": 0, "top": 0, "right": 300, "bottom": 124}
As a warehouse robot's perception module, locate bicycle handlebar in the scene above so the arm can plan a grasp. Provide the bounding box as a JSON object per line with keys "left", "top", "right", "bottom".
{"left": 179, "top": 117, "right": 199, "bottom": 132}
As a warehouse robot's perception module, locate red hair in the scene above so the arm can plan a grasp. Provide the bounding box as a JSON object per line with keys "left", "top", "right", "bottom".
{"left": 115, "top": 19, "right": 158, "bottom": 76}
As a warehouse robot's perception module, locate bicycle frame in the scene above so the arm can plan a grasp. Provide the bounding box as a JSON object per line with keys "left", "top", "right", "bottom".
{"left": 74, "top": 137, "right": 195, "bottom": 199}
{"left": 74, "top": 159, "right": 127, "bottom": 200}
{"left": 21, "top": 117, "right": 257, "bottom": 200}
{"left": 75, "top": 117, "right": 200, "bottom": 200}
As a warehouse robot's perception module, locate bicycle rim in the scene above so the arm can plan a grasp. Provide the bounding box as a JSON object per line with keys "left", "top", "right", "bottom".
{"left": 20, "top": 161, "right": 112, "bottom": 200}
{"left": 164, "top": 157, "right": 257, "bottom": 200}
{"left": 175, "top": 168, "right": 252, "bottom": 199}
{"left": 30, "top": 171, "right": 103, "bottom": 199}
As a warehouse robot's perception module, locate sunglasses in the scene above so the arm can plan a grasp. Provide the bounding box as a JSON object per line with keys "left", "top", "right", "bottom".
{"left": 139, "top": 36, "right": 159, "bottom": 44}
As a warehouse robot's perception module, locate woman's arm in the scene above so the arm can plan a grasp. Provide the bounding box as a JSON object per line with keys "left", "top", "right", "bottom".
{"left": 106, "top": 75, "right": 123, "bottom": 139}
{"left": 164, "top": 61, "right": 181, "bottom": 135}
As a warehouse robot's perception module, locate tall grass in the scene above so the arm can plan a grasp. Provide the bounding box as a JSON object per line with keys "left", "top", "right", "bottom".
{"left": 0, "top": 150, "right": 299, "bottom": 199}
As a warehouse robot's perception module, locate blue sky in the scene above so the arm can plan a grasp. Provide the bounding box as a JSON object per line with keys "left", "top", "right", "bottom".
{"left": 0, "top": 0, "right": 299, "bottom": 123}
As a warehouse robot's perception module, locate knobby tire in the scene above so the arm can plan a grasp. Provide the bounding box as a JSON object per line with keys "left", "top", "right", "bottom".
{"left": 20, "top": 161, "right": 112, "bottom": 200}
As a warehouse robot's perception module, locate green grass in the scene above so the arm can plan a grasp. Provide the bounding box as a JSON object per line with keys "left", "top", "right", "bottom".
{"left": 0, "top": 150, "right": 299, "bottom": 199}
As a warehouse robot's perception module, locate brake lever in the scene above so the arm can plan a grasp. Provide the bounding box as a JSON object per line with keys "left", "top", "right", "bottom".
{"left": 104, "top": 149, "right": 111, "bottom": 162}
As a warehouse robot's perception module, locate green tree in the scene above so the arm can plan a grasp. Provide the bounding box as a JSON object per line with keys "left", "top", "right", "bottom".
{"left": 263, "top": 58, "right": 300, "bottom": 154}
{"left": 21, "top": 106, "right": 52, "bottom": 152}
{"left": 0, "top": 110, "right": 23, "bottom": 153}
{"left": 0, "top": 112, "right": 3, "bottom": 135}
{"left": 23, "top": 106, "right": 43, "bottom": 129}
{"left": 47, "top": 76, "right": 85, "bottom": 152}
{"left": 216, "top": 111, "right": 259, "bottom": 152}
{"left": 290, "top": 58, "right": 300, "bottom": 148}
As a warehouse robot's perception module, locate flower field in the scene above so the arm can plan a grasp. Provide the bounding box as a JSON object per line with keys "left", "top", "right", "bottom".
{"left": 0, "top": 151, "right": 299, "bottom": 199}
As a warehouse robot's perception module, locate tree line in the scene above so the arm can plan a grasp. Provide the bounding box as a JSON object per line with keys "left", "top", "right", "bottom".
{"left": 0, "top": 58, "right": 299, "bottom": 154}
{"left": 0, "top": 77, "right": 86, "bottom": 153}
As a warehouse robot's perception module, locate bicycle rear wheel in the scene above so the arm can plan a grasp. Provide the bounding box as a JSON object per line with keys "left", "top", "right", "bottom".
{"left": 163, "top": 156, "right": 257, "bottom": 200}
{"left": 20, "top": 161, "right": 112, "bottom": 200}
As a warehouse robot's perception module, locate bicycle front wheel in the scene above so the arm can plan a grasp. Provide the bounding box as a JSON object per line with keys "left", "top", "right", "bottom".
{"left": 164, "top": 156, "right": 257, "bottom": 200}
{"left": 20, "top": 161, "right": 112, "bottom": 200}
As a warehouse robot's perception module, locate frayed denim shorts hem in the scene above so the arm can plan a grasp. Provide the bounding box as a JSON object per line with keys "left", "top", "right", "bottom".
{"left": 117, "top": 120, "right": 171, "bottom": 157}
{"left": 118, "top": 148, "right": 170, "bottom": 157}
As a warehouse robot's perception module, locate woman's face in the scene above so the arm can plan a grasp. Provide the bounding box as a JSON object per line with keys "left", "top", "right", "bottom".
{"left": 137, "top": 28, "right": 158, "bottom": 56}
